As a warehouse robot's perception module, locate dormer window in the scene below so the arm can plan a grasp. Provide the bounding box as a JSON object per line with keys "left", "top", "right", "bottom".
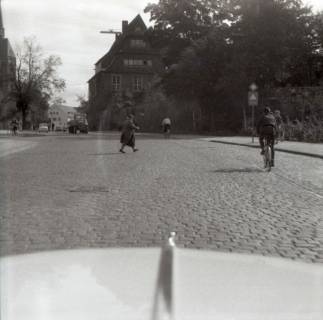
{"left": 135, "top": 27, "right": 142, "bottom": 33}
{"left": 143, "top": 60, "right": 152, "bottom": 67}
{"left": 124, "top": 59, "right": 152, "bottom": 67}
{"left": 130, "top": 39, "right": 146, "bottom": 48}
{"left": 124, "top": 59, "right": 144, "bottom": 66}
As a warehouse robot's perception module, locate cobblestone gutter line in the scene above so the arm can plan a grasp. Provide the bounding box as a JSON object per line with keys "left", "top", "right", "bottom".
{"left": 210, "top": 140, "right": 323, "bottom": 160}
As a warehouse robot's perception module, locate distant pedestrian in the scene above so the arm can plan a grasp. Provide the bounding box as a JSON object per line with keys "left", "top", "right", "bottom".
{"left": 119, "top": 114, "right": 139, "bottom": 153}
{"left": 161, "top": 117, "right": 171, "bottom": 138}
{"left": 274, "top": 110, "right": 284, "bottom": 142}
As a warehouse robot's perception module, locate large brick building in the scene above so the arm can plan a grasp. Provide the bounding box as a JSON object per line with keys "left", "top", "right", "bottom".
{"left": 88, "top": 14, "right": 162, "bottom": 130}
{"left": 0, "top": 0, "right": 16, "bottom": 128}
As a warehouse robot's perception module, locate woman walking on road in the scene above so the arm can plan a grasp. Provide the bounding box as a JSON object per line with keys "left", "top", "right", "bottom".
{"left": 119, "top": 114, "right": 139, "bottom": 153}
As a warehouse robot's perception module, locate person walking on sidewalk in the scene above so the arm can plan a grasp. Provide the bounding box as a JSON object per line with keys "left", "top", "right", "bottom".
{"left": 274, "top": 110, "right": 284, "bottom": 143}
{"left": 119, "top": 114, "right": 140, "bottom": 153}
{"left": 256, "top": 107, "right": 277, "bottom": 166}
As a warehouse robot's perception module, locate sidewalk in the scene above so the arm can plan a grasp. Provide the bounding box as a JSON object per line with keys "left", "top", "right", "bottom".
{"left": 208, "top": 136, "right": 323, "bottom": 159}
{"left": 0, "top": 130, "right": 56, "bottom": 137}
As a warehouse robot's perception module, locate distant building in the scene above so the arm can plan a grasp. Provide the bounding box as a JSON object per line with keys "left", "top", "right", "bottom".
{"left": 88, "top": 14, "right": 162, "bottom": 130}
{"left": 48, "top": 104, "right": 77, "bottom": 131}
{"left": 0, "top": 0, "right": 16, "bottom": 128}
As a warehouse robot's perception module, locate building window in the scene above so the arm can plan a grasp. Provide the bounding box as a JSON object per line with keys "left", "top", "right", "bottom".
{"left": 143, "top": 60, "right": 152, "bottom": 67}
{"left": 124, "top": 59, "right": 151, "bottom": 67}
{"left": 133, "top": 76, "right": 143, "bottom": 91}
{"left": 135, "top": 27, "right": 142, "bottom": 34}
{"left": 130, "top": 39, "right": 146, "bottom": 48}
{"left": 112, "top": 75, "right": 121, "bottom": 91}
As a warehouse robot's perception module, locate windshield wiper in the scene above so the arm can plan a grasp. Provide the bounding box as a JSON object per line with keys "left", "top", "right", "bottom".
{"left": 151, "top": 232, "right": 176, "bottom": 320}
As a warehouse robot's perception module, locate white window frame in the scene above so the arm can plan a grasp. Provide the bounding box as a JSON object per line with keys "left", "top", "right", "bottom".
{"left": 112, "top": 74, "right": 121, "bottom": 91}
{"left": 124, "top": 59, "right": 146, "bottom": 67}
{"left": 133, "top": 76, "right": 143, "bottom": 92}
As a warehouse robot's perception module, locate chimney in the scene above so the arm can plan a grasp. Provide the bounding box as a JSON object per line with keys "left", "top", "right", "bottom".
{"left": 122, "top": 20, "right": 128, "bottom": 34}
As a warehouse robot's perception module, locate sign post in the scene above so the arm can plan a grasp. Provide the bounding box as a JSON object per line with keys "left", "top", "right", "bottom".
{"left": 248, "top": 83, "right": 258, "bottom": 143}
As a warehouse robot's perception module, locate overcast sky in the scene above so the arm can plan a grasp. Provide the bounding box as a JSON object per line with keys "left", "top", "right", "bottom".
{"left": 2, "top": 0, "right": 323, "bottom": 107}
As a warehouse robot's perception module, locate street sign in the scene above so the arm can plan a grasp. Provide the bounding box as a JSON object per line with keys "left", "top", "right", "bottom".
{"left": 248, "top": 91, "right": 258, "bottom": 106}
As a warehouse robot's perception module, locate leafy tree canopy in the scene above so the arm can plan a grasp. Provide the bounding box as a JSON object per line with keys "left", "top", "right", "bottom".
{"left": 145, "top": 0, "right": 323, "bottom": 131}
{"left": 11, "top": 37, "right": 65, "bottom": 128}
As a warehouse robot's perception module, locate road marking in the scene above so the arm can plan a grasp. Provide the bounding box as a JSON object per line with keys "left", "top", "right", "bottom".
{"left": 0, "top": 140, "right": 38, "bottom": 158}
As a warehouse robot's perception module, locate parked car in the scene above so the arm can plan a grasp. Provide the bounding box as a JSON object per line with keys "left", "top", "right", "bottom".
{"left": 38, "top": 123, "right": 49, "bottom": 133}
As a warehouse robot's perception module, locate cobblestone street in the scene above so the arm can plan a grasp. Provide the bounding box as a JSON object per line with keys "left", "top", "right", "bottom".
{"left": 1, "top": 134, "right": 323, "bottom": 263}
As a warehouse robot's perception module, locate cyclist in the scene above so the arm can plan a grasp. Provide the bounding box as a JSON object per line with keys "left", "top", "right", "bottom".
{"left": 256, "top": 107, "right": 277, "bottom": 166}
{"left": 11, "top": 119, "right": 18, "bottom": 136}
{"left": 161, "top": 118, "right": 171, "bottom": 138}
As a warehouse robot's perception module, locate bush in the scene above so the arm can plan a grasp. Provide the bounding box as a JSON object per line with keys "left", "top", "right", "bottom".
{"left": 284, "top": 118, "right": 323, "bottom": 142}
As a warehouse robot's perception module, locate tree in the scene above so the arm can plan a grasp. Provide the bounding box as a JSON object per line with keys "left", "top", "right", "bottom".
{"left": 145, "top": 0, "right": 233, "bottom": 66}
{"left": 51, "top": 96, "right": 66, "bottom": 106}
{"left": 146, "top": 0, "right": 323, "bottom": 132}
{"left": 229, "top": 0, "right": 318, "bottom": 87}
{"left": 76, "top": 95, "right": 89, "bottom": 113}
{"left": 11, "top": 37, "right": 65, "bottom": 129}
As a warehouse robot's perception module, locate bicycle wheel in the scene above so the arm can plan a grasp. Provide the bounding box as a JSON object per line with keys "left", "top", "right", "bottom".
{"left": 265, "top": 146, "right": 272, "bottom": 171}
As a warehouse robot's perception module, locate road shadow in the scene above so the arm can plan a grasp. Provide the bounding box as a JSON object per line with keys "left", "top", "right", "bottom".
{"left": 88, "top": 152, "right": 121, "bottom": 156}
{"left": 69, "top": 186, "right": 110, "bottom": 193}
{"left": 211, "top": 167, "right": 263, "bottom": 173}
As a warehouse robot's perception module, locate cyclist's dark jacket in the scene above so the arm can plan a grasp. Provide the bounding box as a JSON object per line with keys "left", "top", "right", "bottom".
{"left": 257, "top": 113, "right": 277, "bottom": 135}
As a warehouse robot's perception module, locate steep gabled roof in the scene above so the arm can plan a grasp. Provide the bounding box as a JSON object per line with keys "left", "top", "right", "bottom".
{"left": 126, "top": 14, "right": 147, "bottom": 33}
{"left": 95, "top": 35, "right": 123, "bottom": 66}
{"left": 94, "top": 14, "right": 147, "bottom": 67}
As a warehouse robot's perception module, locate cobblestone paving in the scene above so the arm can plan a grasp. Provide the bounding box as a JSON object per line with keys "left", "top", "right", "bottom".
{"left": 1, "top": 134, "right": 323, "bottom": 264}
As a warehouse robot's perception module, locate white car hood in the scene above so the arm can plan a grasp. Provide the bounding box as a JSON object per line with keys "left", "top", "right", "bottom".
{"left": 1, "top": 248, "right": 323, "bottom": 320}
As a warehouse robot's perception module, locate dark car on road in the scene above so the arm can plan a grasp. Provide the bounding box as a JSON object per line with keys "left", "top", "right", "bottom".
{"left": 67, "top": 112, "right": 88, "bottom": 134}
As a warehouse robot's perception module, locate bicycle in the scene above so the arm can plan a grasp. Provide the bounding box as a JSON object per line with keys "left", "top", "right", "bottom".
{"left": 263, "top": 135, "right": 273, "bottom": 171}
{"left": 164, "top": 127, "right": 170, "bottom": 139}
{"left": 11, "top": 125, "right": 18, "bottom": 136}
{"left": 162, "top": 124, "right": 171, "bottom": 139}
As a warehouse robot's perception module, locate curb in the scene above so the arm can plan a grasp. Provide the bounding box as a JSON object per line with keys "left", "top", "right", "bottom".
{"left": 0, "top": 134, "right": 47, "bottom": 138}
{"left": 210, "top": 140, "right": 323, "bottom": 160}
